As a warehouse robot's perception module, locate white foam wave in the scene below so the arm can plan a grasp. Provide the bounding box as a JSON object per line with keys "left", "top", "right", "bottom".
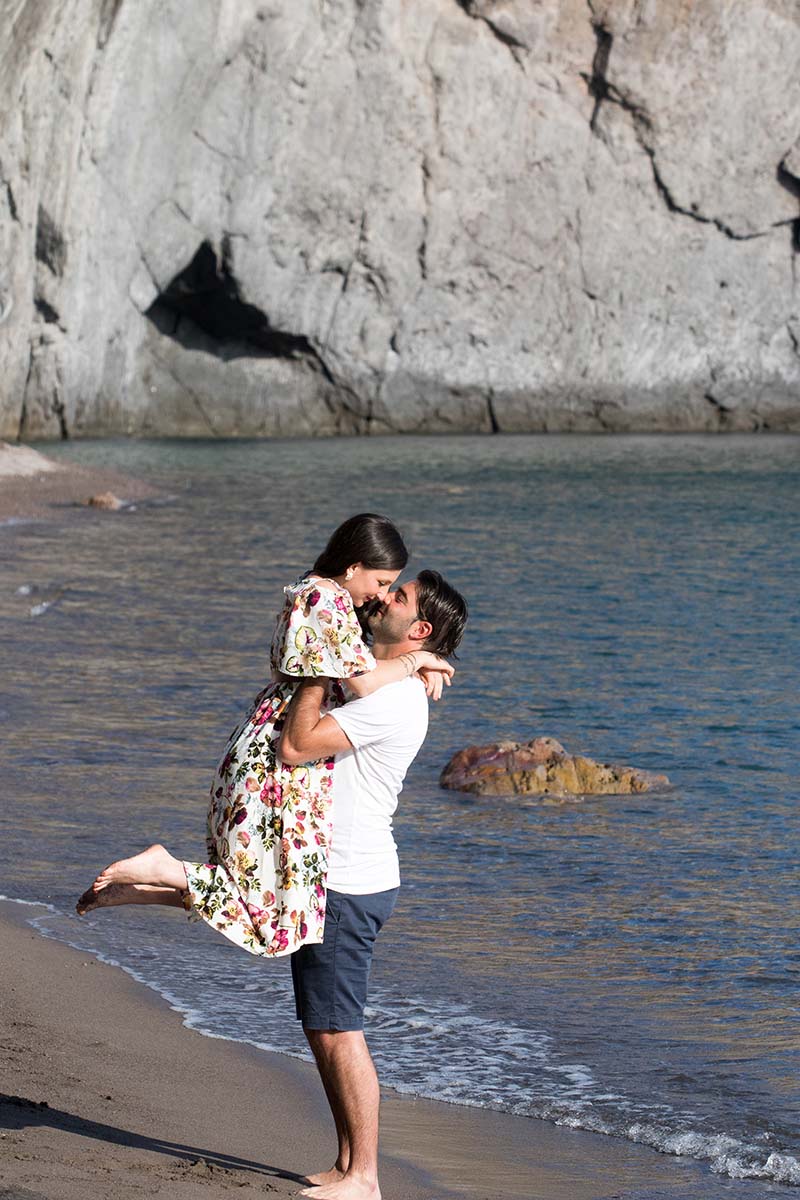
{"left": 6, "top": 896, "right": 800, "bottom": 1190}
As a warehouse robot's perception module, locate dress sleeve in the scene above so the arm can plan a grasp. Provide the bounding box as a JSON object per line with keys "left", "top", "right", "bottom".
{"left": 277, "top": 584, "right": 377, "bottom": 678}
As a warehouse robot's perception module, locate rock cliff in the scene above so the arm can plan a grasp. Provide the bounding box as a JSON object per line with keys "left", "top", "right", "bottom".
{"left": 2, "top": 0, "right": 799, "bottom": 438}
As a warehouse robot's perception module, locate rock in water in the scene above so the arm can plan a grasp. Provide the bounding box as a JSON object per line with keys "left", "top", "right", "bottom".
{"left": 440, "top": 737, "right": 670, "bottom": 797}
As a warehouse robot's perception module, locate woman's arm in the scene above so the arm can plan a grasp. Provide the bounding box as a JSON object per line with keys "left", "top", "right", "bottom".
{"left": 345, "top": 651, "right": 454, "bottom": 698}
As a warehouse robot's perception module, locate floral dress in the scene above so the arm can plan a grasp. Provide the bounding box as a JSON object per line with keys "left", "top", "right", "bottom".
{"left": 183, "top": 577, "right": 375, "bottom": 957}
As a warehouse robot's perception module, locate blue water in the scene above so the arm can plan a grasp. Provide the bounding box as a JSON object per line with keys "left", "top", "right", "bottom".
{"left": 2, "top": 434, "right": 799, "bottom": 1190}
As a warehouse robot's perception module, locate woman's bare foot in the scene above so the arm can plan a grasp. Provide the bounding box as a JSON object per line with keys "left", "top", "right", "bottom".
{"left": 76, "top": 882, "right": 186, "bottom": 915}
{"left": 304, "top": 1167, "right": 347, "bottom": 1187}
{"left": 92, "top": 844, "right": 187, "bottom": 892}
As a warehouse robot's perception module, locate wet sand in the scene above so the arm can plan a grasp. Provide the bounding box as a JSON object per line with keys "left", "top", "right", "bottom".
{"left": 0, "top": 441, "right": 158, "bottom": 523}
{"left": 0, "top": 901, "right": 780, "bottom": 1200}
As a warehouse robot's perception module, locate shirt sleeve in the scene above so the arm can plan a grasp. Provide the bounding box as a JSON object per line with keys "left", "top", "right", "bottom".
{"left": 277, "top": 583, "right": 377, "bottom": 678}
{"left": 329, "top": 680, "right": 427, "bottom": 750}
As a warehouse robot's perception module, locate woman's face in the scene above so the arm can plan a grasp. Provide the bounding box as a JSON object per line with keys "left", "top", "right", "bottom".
{"left": 345, "top": 565, "right": 401, "bottom": 608}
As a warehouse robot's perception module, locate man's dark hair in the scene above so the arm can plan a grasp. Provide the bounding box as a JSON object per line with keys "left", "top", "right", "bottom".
{"left": 415, "top": 569, "right": 468, "bottom": 658}
{"left": 313, "top": 513, "right": 408, "bottom": 577}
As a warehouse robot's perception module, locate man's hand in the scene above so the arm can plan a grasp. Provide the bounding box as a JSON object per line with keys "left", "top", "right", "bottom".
{"left": 278, "top": 679, "right": 353, "bottom": 766}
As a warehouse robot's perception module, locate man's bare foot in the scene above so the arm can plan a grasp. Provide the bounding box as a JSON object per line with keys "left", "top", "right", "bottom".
{"left": 92, "top": 844, "right": 186, "bottom": 892}
{"left": 304, "top": 1166, "right": 347, "bottom": 1187}
{"left": 300, "top": 1173, "right": 380, "bottom": 1199}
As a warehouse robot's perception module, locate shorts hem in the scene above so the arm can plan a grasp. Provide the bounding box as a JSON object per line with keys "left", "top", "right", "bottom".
{"left": 298, "top": 1015, "right": 365, "bottom": 1032}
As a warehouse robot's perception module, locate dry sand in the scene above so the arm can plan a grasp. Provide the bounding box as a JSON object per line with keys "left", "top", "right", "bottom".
{"left": 0, "top": 441, "right": 159, "bottom": 522}
{"left": 0, "top": 901, "right": 771, "bottom": 1200}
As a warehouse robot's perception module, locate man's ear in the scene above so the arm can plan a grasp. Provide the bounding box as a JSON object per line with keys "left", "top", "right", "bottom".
{"left": 409, "top": 619, "right": 433, "bottom": 644}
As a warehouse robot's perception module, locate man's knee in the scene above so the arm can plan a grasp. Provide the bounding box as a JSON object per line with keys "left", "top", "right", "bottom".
{"left": 305, "top": 1027, "right": 365, "bottom": 1058}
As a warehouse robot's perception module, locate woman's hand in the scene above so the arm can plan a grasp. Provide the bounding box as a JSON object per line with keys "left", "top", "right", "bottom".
{"left": 412, "top": 652, "right": 454, "bottom": 702}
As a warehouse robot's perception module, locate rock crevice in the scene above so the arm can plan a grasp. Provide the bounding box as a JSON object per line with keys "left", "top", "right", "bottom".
{"left": 2, "top": 0, "right": 799, "bottom": 438}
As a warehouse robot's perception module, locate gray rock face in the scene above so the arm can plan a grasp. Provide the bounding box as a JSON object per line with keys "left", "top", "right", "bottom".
{"left": 1, "top": 0, "right": 799, "bottom": 439}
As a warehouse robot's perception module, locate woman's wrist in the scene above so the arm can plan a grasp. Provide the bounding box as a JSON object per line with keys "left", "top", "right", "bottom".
{"left": 398, "top": 651, "right": 418, "bottom": 676}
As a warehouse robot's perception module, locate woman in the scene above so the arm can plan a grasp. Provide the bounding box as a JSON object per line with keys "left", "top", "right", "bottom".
{"left": 76, "top": 513, "right": 452, "bottom": 958}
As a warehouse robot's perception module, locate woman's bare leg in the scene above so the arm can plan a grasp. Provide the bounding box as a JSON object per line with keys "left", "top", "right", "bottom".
{"left": 92, "top": 844, "right": 188, "bottom": 892}
{"left": 76, "top": 882, "right": 185, "bottom": 916}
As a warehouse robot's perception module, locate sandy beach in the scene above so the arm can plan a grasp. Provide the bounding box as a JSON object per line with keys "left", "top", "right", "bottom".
{"left": 0, "top": 441, "right": 159, "bottom": 523}
{"left": 1, "top": 900, "right": 781, "bottom": 1200}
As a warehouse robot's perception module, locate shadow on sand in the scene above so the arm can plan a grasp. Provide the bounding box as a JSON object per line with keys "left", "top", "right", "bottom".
{"left": 0, "top": 1092, "right": 307, "bottom": 1188}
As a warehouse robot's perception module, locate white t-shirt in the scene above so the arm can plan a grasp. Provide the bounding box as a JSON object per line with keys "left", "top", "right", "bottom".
{"left": 326, "top": 676, "right": 429, "bottom": 895}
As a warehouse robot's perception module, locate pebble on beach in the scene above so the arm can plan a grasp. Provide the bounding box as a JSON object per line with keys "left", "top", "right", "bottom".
{"left": 86, "top": 491, "right": 125, "bottom": 510}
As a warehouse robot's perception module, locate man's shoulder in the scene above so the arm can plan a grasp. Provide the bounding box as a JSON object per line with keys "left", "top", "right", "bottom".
{"left": 346, "top": 674, "right": 427, "bottom": 713}
{"left": 331, "top": 675, "right": 428, "bottom": 757}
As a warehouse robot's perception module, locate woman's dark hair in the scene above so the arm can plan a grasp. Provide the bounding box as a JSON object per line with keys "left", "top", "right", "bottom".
{"left": 415, "top": 569, "right": 468, "bottom": 659}
{"left": 313, "top": 513, "right": 408, "bottom": 578}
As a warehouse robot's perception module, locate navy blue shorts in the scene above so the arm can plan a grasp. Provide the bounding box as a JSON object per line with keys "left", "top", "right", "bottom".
{"left": 290, "top": 887, "right": 399, "bottom": 1031}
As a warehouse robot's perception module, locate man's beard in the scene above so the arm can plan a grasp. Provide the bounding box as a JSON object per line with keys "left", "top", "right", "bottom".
{"left": 364, "top": 600, "right": 410, "bottom": 646}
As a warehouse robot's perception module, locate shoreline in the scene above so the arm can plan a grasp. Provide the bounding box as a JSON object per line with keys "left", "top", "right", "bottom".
{"left": 1, "top": 900, "right": 785, "bottom": 1200}
{"left": 0, "top": 441, "right": 160, "bottom": 523}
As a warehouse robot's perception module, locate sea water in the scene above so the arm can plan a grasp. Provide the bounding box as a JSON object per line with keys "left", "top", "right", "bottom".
{"left": 1, "top": 434, "right": 798, "bottom": 1191}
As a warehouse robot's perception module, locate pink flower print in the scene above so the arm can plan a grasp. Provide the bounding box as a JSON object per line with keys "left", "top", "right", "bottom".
{"left": 325, "top": 760, "right": 335, "bottom": 770}
{"left": 315, "top": 883, "right": 325, "bottom": 898}
{"left": 262, "top": 889, "right": 275, "bottom": 907}
{"left": 233, "top": 807, "right": 248, "bottom": 825}
{"left": 291, "top": 909, "right": 308, "bottom": 940}
{"left": 245, "top": 777, "right": 260, "bottom": 793}
{"left": 272, "top": 928, "right": 289, "bottom": 951}
{"left": 237, "top": 830, "right": 251, "bottom": 847}
{"left": 246, "top": 903, "right": 268, "bottom": 927}
{"left": 334, "top": 594, "right": 349, "bottom": 612}
{"left": 306, "top": 589, "right": 321, "bottom": 608}
{"left": 260, "top": 780, "right": 283, "bottom": 807}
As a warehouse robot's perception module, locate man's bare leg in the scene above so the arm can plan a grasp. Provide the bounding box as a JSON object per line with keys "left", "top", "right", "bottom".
{"left": 90, "top": 844, "right": 188, "bottom": 893}
{"left": 301, "top": 1029, "right": 381, "bottom": 1200}
{"left": 76, "top": 883, "right": 186, "bottom": 916}
{"left": 304, "top": 1029, "right": 350, "bottom": 1185}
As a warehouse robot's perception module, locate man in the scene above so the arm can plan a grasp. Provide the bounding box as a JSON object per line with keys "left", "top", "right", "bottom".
{"left": 278, "top": 569, "right": 468, "bottom": 1200}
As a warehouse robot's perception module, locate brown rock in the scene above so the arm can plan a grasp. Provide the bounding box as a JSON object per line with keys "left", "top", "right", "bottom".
{"left": 440, "top": 738, "right": 670, "bottom": 797}
{"left": 87, "top": 491, "right": 125, "bottom": 510}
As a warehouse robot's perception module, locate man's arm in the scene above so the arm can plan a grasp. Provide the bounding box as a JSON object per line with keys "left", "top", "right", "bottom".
{"left": 278, "top": 679, "right": 354, "bottom": 766}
